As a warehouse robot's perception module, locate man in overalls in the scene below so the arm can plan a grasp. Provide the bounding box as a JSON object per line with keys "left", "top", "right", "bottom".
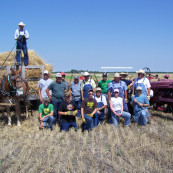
{"left": 81, "top": 72, "right": 96, "bottom": 100}
{"left": 93, "top": 87, "right": 107, "bottom": 127}
{"left": 132, "top": 69, "right": 151, "bottom": 100}
{"left": 14, "top": 22, "right": 29, "bottom": 66}
{"left": 107, "top": 73, "right": 129, "bottom": 112}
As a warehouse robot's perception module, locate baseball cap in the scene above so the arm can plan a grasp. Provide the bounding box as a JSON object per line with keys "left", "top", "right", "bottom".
{"left": 43, "top": 70, "right": 49, "bottom": 74}
{"left": 96, "top": 87, "right": 102, "bottom": 91}
{"left": 114, "top": 89, "right": 119, "bottom": 93}
{"left": 56, "top": 73, "right": 62, "bottom": 77}
{"left": 136, "top": 86, "right": 142, "bottom": 90}
{"left": 88, "top": 89, "right": 94, "bottom": 93}
{"left": 61, "top": 72, "right": 66, "bottom": 76}
{"left": 65, "top": 92, "right": 71, "bottom": 97}
{"left": 43, "top": 97, "right": 50, "bottom": 102}
{"left": 102, "top": 72, "right": 107, "bottom": 77}
{"left": 74, "top": 76, "right": 79, "bottom": 80}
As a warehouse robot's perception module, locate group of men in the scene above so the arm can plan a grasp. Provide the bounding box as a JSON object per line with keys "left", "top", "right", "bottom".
{"left": 38, "top": 69, "right": 151, "bottom": 131}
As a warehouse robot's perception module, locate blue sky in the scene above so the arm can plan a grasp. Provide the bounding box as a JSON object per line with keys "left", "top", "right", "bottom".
{"left": 0, "top": 0, "right": 173, "bottom": 72}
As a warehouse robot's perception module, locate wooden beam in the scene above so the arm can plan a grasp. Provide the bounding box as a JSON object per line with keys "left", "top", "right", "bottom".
{"left": 0, "top": 103, "right": 15, "bottom": 106}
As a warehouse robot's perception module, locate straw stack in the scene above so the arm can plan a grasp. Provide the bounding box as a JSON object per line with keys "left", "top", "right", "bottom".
{"left": 0, "top": 50, "right": 53, "bottom": 92}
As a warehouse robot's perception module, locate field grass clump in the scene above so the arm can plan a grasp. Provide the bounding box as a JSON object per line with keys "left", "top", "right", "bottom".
{"left": 0, "top": 110, "right": 172, "bottom": 172}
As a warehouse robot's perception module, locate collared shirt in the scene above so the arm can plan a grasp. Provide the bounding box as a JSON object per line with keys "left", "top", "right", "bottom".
{"left": 107, "top": 80, "right": 127, "bottom": 96}
{"left": 131, "top": 94, "right": 149, "bottom": 115}
{"left": 80, "top": 78, "right": 96, "bottom": 90}
{"left": 14, "top": 29, "right": 29, "bottom": 40}
{"left": 70, "top": 81, "right": 81, "bottom": 100}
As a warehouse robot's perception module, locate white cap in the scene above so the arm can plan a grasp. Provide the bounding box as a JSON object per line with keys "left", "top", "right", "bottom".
{"left": 114, "top": 73, "right": 120, "bottom": 77}
{"left": 136, "top": 86, "right": 142, "bottom": 90}
{"left": 83, "top": 72, "right": 90, "bottom": 76}
{"left": 18, "top": 22, "right": 25, "bottom": 26}
{"left": 56, "top": 73, "right": 62, "bottom": 77}
{"left": 43, "top": 70, "right": 49, "bottom": 74}
{"left": 96, "top": 87, "right": 102, "bottom": 91}
{"left": 136, "top": 69, "right": 145, "bottom": 74}
{"left": 114, "top": 89, "right": 119, "bottom": 93}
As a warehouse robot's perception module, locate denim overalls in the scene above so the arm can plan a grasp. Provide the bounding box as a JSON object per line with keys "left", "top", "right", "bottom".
{"left": 16, "top": 30, "right": 28, "bottom": 66}
{"left": 93, "top": 94, "right": 105, "bottom": 126}
{"left": 83, "top": 79, "right": 93, "bottom": 99}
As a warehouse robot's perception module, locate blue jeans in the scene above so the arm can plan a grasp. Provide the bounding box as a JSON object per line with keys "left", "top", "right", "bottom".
{"left": 83, "top": 114, "right": 94, "bottom": 131}
{"left": 93, "top": 112, "right": 104, "bottom": 127}
{"left": 111, "top": 110, "right": 131, "bottom": 127}
{"left": 16, "top": 44, "right": 28, "bottom": 66}
{"left": 133, "top": 110, "right": 149, "bottom": 125}
{"left": 123, "top": 99, "right": 129, "bottom": 112}
{"left": 73, "top": 99, "right": 81, "bottom": 117}
{"left": 102, "top": 93, "right": 112, "bottom": 124}
{"left": 42, "top": 116, "right": 55, "bottom": 130}
{"left": 61, "top": 122, "right": 77, "bottom": 131}
{"left": 51, "top": 100, "right": 62, "bottom": 123}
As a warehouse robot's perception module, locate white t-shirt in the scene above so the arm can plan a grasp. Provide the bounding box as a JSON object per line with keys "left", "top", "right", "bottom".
{"left": 111, "top": 97, "right": 123, "bottom": 111}
{"left": 94, "top": 95, "right": 107, "bottom": 105}
{"left": 134, "top": 77, "right": 151, "bottom": 91}
{"left": 38, "top": 78, "right": 53, "bottom": 99}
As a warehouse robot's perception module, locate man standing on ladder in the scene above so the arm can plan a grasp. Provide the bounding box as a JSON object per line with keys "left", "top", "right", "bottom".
{"left": 14, "top": 22, "right": 29, "bottom": 67}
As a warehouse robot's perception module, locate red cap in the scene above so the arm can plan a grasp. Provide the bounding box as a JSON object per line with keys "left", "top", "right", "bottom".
{"left": 61, "top": 72, "right": 66, "bottom": 76}
{"left": 80, "top": 76, "right": 85, "bottom": 80}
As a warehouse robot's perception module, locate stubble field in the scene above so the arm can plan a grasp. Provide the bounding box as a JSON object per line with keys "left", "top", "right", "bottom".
{"left": 0, "top": 109, "right": 172, "bottom": 173}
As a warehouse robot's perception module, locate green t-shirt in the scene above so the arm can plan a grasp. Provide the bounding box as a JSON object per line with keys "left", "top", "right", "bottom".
{"left": 38, "top": 103, "right": 54, "bottom": 117}
{"left": 98, "top": 80, "right": 111, "bottom": 93}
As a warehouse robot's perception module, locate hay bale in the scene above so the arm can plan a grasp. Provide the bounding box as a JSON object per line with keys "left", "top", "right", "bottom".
{"left": 0, "top": 50, "right": 53, "bottom": 92}
{"left": 0, "top": 50, "right": 53, "bottom": 72}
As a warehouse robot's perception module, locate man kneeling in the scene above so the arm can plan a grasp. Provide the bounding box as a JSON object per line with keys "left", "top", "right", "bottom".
{"left": 58, "top": 92, "right": 78, "bottom": 131}
{"left": 39, "top": 97, "right": 54, "bottom": 130}
{"left": 81, "top": 89, "right": 98, "bottom": 131}
{"left": 131, "top": 86, "right": 150, "bottom": 125}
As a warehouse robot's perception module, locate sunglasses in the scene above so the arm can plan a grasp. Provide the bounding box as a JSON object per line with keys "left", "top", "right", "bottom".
{"left": 89, "top": 93, "right": 93, "bottom": 95}
{"left": 114, "top": 92, "right": 119, "bottom": 94}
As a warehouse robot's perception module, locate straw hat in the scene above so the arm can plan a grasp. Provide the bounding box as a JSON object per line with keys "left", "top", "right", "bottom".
{"left": 83, "top": 72, "right": 90, "bottom": 76}
{"left": 136, "top": 69, "right": 145, "bottom": 74}
{"left": 114, "top": 73, "right": 120, "bottom": 77}
{"left": 18, "top": 22, "right": 25, "bottom": 26}
{"left": 120, "top": 72, "right": 128, "bottom": 76}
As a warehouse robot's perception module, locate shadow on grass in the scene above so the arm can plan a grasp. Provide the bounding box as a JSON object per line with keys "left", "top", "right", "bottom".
{"left": 0, "top": 113, "right": 27, "bottom": 126}
{"left": 151, "top": 113, "right": 173, "bottom": 121}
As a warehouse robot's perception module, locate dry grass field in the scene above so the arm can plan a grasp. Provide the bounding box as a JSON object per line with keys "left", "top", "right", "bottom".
{"left": 0, "top": 110, "right": 172, "bottom": 173}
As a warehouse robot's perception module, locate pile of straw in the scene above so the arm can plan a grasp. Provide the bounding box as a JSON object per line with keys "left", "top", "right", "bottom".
{"left": 0, "top": 50, "right": 53, "bottom": 91}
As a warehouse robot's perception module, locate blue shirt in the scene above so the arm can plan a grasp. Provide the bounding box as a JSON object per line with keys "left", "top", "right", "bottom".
{"left": 70, "top": 82, "right": 81, "bottom": 101}
{"left": 107, "top": 80, "right": 127, "bottom": 97}
{"left": 131, "top": 94, "right": 149, "bottom": 115}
